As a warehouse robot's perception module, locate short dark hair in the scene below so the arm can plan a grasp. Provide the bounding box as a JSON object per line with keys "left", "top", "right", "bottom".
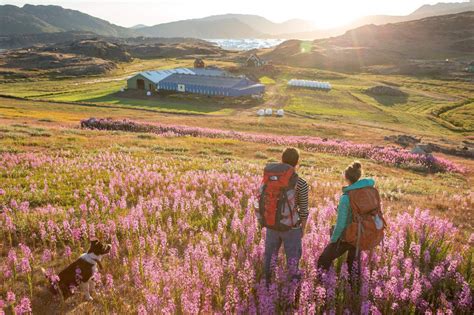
{"left": 282, "top": 147, "right": 299, "bottom": 167}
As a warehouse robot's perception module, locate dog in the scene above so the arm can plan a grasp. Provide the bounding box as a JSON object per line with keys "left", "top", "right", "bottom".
{"left": 42, "top": 240, "right": 111, "bottom": 301}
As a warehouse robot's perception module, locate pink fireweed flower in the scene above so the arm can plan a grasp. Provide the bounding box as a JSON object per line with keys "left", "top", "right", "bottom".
{"left": 105, "top": 274, "right": 114, "bottom": 291}
{"left": 6, "top": 291, "right": 15, "bottom": 304}
{"left": 19, "top": 244, "right": 32, "bottom": 259}
{"left": 41, "top": 249, "right": 53, "bottom": 263}
{"left": 457, "top": 281, "right": 472, "bottom": 309}
{"left": 1, "top": 151, "right": 472, "bottom": 313}
{"left": 374, "top": 286, "right": 384, "bottom": 299}
{"left": 137, "top": 304, "right": 147, "bottom": 315}
{"left": 80, "top": 118, "right": 464, "bottom": 173}
{"left": 64, "top": 246, "right": 72, "bottom": 259}
{"left": 7, "top": 249, "right": 17, "bottom": 266}
{"left": 14, "top": 298, "right": 32, "bottom": 315}
{"left": 19, "top": 258, "right": 31, "bottom": 274}
{"left": 424, "top": 250, "right": 431, "bottom": 264}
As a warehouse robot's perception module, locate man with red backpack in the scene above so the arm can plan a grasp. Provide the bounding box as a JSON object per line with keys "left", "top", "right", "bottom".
{"left": 258, "top": 148, "right": 309, "bottom": 282}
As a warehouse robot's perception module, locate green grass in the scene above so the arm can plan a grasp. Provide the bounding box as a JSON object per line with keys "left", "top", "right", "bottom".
{"left": 439, "top": 102, "right": 474, "bottom": 131}
{"left": 1, "top": 59, "right": 472, "bottom": 140}
{"left": 259, "top": 76, "right": 276, "bottom": 85}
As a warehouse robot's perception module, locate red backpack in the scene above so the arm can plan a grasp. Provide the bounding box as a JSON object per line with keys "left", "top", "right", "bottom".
{"left": 258, "top": 163, "right": 299, "bottom": 231}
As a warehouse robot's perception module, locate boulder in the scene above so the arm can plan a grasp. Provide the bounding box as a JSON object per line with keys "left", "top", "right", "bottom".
{"left": 384, "top": 134, "right": 421, "bottom": 148}
{"left": 412, "top": 144, "right": 433, "bottom": 155}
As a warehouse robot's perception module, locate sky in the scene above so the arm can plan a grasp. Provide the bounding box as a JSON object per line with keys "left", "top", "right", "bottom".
{"left": 0, "top": 0, "right": 468, "bottom": 28}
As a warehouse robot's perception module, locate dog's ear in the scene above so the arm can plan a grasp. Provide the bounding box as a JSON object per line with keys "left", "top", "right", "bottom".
{"left": 90, "top": 239, "right": 99, "bottom": 245}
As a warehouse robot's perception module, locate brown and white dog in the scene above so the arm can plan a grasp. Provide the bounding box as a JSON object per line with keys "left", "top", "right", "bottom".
{"left": 42, "top": 240, "right": 111, "bottom": 301}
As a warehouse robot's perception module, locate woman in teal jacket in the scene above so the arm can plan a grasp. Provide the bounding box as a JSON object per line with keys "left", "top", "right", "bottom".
{"left": 317, "top": 161, "right": 375, "bottom": 275}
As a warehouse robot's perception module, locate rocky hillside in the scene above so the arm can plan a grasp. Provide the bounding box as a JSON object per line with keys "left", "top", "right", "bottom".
{"left": 265, "top": 12, "right": 474, "bottom": 71}
{"left": 126, "top": 42, "right": 224, "bottom": 59}
{"left": 0, "top": 4, "right": 134, "bottom": 37}
{"left": 0, "top": 38, "right": 227, "bottom": 79}
{"left": 43, "top": 40, "right": 132, "bottom": 62}
{"left": 0, "top": 49, "right": 116, "bottom": 78}
{"left": 0, "top": 32, "right": 215, "bottom": 50}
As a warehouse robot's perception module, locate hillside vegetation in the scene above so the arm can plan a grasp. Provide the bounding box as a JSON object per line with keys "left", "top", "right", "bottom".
{"left": 1, "top": 2, "right": 473, "bottom": 39}
{"left": 266, "top": 12, "right": 474, "bottom": 71}
{"left": 0, "top": 94, "right": 472, "bottom": 313}
{"left": 0, "top": 4, "right": 133, "bottom": 37}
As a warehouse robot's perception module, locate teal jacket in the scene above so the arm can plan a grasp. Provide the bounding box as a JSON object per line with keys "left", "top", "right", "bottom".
{"left": 330, "top": 178, "right": 376, "bottom": 243}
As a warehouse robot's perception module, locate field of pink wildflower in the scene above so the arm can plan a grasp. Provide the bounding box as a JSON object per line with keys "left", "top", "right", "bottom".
{"left": 0, "top": 150, "right": 472, "bottom": 314}
{"left": 80, "top": 118, "right": 465, "bottom": 174}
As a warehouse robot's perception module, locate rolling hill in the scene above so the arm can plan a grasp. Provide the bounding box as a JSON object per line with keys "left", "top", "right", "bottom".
{"left": 1, "top": 2, "right": 473, "bottom": 40}
{"left": 286, "top": 1, "right": 474, "bottom": 39}
{"left": 265, "top": 11, "right": 474, "bottom": 71}
{"left": 133, "top": 14, "right": 314, "bottom": 38}
{"left": 410, "top": 0, "right": 474, "bottom": 18}
{"left": 135, "top": 1, "right": 474, "bottom": 39}
{"left": 349, "top": 0, "right": 474, "bottom": 30}
{"left": 134, "top": 17, "right": 263, "bottom": 39}
{"left": 0, "top": 4, "right": 134, "bottom": 37}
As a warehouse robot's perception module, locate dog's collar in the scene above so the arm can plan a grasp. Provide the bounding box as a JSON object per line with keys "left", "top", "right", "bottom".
{"left": 80, "top": 253, "right": 102, "bottom": 266}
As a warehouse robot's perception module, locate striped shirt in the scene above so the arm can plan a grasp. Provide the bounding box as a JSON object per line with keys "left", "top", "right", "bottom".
{"left": 295, "top": 177, "right": 309, "bottom": 220}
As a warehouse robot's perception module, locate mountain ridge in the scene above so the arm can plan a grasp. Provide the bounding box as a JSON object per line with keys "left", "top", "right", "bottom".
{"left": 0, "top": 4, "right": 134, "bottom": 37}
{"left": 264, "top": 11, "right": 474, "bottom": 71}
{"left": 1, "top": 2, "right": 473, "bottom": 39}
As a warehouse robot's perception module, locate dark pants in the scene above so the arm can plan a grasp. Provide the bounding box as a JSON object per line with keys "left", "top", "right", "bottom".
{"left": 264, "top": 227, "right": 302, "bottom": 282}
{"left": 317, "top": 241, "right": 358, "bottom": 276}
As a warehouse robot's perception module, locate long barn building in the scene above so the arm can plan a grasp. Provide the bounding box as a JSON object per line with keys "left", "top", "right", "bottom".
{"left": 127, "top": 68, "right": 265, "bottom": 97}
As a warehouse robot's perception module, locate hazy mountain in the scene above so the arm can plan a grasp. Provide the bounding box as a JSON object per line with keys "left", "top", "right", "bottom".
{"left": 0, "top": 5, "right": 61, "bottom": 35}
{"left": 0, "top": 4, "right": 134, "bottom": 37}
{"left": 135, "top": 2, "right": 474, "bottom": 39}
{"left": 1, "top": 2, "right": 472, "bottom": 40}
{"left": 410, "top": 0, "right": 474, "bottom": 18}
{"left": 266, "top": 12, "right": 474, "bottom": 70}
{"left": 199, "top": 14, "right": 313, "bottom": 35}
{"left": 134, "top": 17, "right": 263, "bottom": 38}
{"left": 130, "top": 24, "right": 148, "bottom": 29}
{"left": 135, "top": 14, "right": 314, "bottom": 38}
{"left": 345, "top": 1, "right": 474, "bottom": 34}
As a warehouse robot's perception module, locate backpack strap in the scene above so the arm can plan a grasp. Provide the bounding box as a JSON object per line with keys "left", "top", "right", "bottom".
{"left": 345, "top": 191, "right": 362, "bottom": 258}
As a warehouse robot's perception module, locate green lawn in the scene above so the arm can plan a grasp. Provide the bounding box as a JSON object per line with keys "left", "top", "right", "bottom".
{"left": 440, "top": 102, "right": 474, "bottom": 131}
{"left": 1, "top": 59, "right": 472, "bottom": 136}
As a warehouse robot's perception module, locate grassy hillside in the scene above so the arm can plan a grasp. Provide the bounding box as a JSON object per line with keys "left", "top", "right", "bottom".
{"left": 0, "top": 5, "right": 60, "bottom": 35}
{"left": 0, "top": 54, "right": 473, "bottom": 313}
{"left": 0, "top": 58, "right": 472, "bottom": 138}
{"left": 0, "top": 92, "right": 472, "bottom": 313}
{"left": 0, "top": 4, "right": 134, "bottom": 37}
{"left": 266, "top": 12, "right": 474, "bottom": 70}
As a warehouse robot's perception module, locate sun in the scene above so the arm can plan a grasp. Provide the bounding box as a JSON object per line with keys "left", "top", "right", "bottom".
{"left": 302, "top": 1, "right": 372, "bottom": 29}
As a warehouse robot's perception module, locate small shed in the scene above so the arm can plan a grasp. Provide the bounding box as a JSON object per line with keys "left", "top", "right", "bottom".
{"left": 194, "top": 58, "right": 205, "bottom": 68}
{"left": 247, "top": 54, "right": 265, "bottom": 67}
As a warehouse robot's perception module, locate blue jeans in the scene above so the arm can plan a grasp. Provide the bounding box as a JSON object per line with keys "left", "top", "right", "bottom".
{"left": 264, "top": 227, "right": 302, "bottom": 282}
